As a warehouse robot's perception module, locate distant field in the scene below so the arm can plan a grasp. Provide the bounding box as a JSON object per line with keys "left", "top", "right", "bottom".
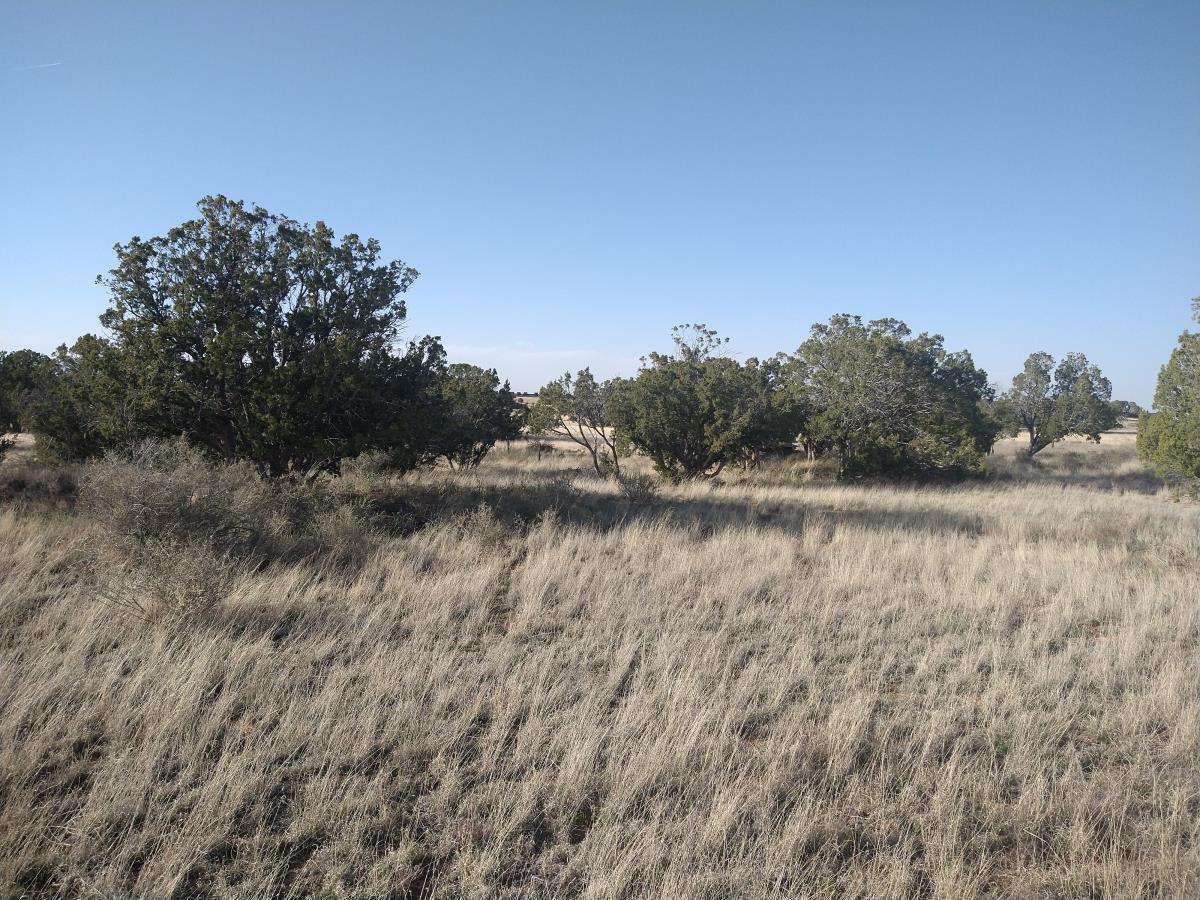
{"left": 1, "top": 434, "right": 1197, "bottom": 898}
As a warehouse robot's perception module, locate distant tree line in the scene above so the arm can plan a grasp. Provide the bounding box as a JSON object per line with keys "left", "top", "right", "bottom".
{"left": 528, "top": 319, "right": 1121, "bottom": 482}
{"left": 0, "top": 196, "right": 1161, "bottom": 483}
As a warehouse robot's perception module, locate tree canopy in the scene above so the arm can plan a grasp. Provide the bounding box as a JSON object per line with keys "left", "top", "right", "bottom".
{"left": 795, "top": 315, "right": 998, "bottom": 477}
{"left": 610, "top": 325, "right": 798, "bottom": 481}
{"left": 430, "top": 364, "right": 524, "bottom": 470}
{"left": 4, "top": 197, "right": 1148, "bottom": 487}
{"left": 998, "top": 352, "right": 1117, "bottom": 456}
{"left": 527, "top": 369, "right": 626, "bottom": 475}
{"left": 41, "top": 196, "right": 450, "bottom": 476}
{"left": 0, "top": 349, "right": 54, "bottom": 435}
{"left": 1138, "top": 299, "right": 1200, "bottom": 493}
{"left": 23, "top": 336, "right": 134, "bottom": 463}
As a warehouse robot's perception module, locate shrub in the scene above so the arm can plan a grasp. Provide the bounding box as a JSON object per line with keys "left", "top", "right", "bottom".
{"left": 616, "top": 472, "right": 660, "bottom": 505}
{"left": 94, "top": 538, "right": 236, "bottom": 621}
{"left": 79, "top": 440, "right": 379, "bottom": 619}
{"left": 525, "top": 440, "right": 557, "bottom": 459}
{"left": 80, "top": 440, "right": 272, "bottom": 560}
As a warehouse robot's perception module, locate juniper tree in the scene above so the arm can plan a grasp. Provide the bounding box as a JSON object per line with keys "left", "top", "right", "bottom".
{"left": 431, "top": 364, "right": 524, "bottom": 469}
{"left": 1138, "top": 299, "right": 1200, "bottom": 493}
{"left": 795, "top": 315, "right": 997, "bottom": 478}
{"left": 610, "top": 325, "right": 798, "bottom": 481}
{"left": 999, "top": 352, "right": 1117, "bottom": 457}
{"left": 92, "top": 196, "right": 445, "bottom": 476}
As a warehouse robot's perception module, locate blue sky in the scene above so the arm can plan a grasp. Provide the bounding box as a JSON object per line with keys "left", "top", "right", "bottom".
{"left": 2, "top": 2, "right": 1197, "bottom": 403}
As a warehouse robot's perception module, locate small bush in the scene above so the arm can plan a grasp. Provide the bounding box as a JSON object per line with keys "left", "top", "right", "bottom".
{"left": 528, "top": 441, "right": 556, "bottom": 456}
{"left": 339, "top": 450, "right": 395, "bottom": 478}
{"left": 94, "top": 538, "right": 235, "bottom": 621}
{"left": 450, "top": 503, "right": 513, "bottom": 551}
{"left": 544, "top": 472, "right": 581, "bottom": 506}
{"left": 80, "top": 440, "right": 271, "bottom": 558}
{"left": 79, "top": 440, "right": 380, "bottom": 619}
{"left": 616, "top": 472, "right": 660, "bottom": 505}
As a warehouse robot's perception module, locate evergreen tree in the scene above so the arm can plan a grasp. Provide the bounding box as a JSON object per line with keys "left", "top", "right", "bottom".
{"left": 998, "top": 352, "right": 1118, "bottom": 456}
{"left": 86, "top": 196, "right": 445, "bottom": 475}
{"left": 796, "top": 315, "right": 997, "bottom": 477}
{"left": 1139, "top": 299, "right": 1200, "bottom": 493}
{"left": 431, "top": 364, "right": 524, "bottom": 469}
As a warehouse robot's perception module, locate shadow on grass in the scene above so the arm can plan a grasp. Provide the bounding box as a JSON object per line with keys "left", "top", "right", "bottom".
{"left": 345, "top": 470, "right": 988, "bottom": 541}
{"left": 987, "top": 456, "right": 1162, "bottom": 495}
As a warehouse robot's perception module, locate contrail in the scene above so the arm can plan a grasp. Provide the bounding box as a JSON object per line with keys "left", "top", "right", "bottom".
{"left": 12, "top": 62, "right": 63, "bottom": 71}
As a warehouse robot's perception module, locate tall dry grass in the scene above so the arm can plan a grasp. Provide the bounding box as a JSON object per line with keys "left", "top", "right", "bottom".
{"left": 1, "top": 436, "right": 1197, "bottom": 898}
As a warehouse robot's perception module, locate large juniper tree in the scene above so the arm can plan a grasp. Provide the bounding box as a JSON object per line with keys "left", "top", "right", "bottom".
{"left": 93, "top": 196, "right": 445, "bottom": 475}
{"left": 795, "top": 315, "right": 998, "bottom": 478}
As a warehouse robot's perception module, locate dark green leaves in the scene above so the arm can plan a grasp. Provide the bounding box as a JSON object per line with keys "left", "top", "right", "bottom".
{"left": 1139, "top": 300, "right": 1200, "bottom": 493}
{"left": 430, "top": 364, "right": 524, "bottom": 470}
{"left": 999, "top": 352, "right": 1117, "bottom": 456}
{"left": 795, "top": 315, "right": 997, "bottom": 477}
{"left": 82, "top": 196, "right": 433, "bottom": 475}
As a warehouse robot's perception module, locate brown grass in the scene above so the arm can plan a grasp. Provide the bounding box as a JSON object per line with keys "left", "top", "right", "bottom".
{"left": 1, "top": 436, "right": 1197, "bottom": 898}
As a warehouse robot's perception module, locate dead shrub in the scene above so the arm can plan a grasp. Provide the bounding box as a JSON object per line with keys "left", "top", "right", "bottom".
{"left": 446, "top": 503, "right": 513, "bottom": 552}
{"left": 94, "top": 538, "right": 236, "bottom": 621}
{"left": 339, "top": 450, "right": 395, "bottom": 478}
{"left": 79, "top": 440, "right": 380, "bottom": 619}
{"left": 80, "top": 440, "right": 270, "bottom": 558}
{"left": 616, "top": 472, "right": 660, "bottom": 505}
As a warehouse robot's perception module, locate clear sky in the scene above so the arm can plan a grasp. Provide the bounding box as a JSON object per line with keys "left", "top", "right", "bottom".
{"left": 2, "top": 2, "right": 1197, "bottom": 403}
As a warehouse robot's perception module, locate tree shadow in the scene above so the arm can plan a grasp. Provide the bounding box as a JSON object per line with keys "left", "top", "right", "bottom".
{"left": 987, "top": 456, "right": 1162, "bottom": 495}
{"left": 350, "top": 470, "right": 988, "bottom": 541}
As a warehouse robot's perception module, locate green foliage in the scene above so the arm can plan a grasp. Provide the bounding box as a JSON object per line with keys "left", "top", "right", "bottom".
{"left": 431, "top": 364, "right": 524, "bottom": 469}
{"left": 1110, "top": 399, "right": 1142, "bottom": 419}
{"left": 0, "top": 349, "right": 54, "bottom": 434}
{"left": 1138, "top": 300, "right": 1200, "bottom": 494}
{"left": 25, "top": 336, "right": 142, "bottom": 463}
{"left": 738, "top": 354, "right": 813, "bottom": 468}
{"left": 82, "top": 195, "right": 444, "bottom": 476}
{"left": 998, "top": 351, "right": 1118, "bottom": 456}
{"left": 795, "top": 315, "right": 997, "bottom": 478}
{"left": 527, "top": 368, "right": 625, "bottom": 475}
{"left": 610, "top": 325, "right": 800, "bottom": 481}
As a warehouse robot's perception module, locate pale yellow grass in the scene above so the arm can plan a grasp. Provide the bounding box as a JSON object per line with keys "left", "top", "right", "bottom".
{"left": 1, "top": 439, "right": 1197, "bottom": 898}
{"left": 0, "top": 432, "right": 35, "bottom": 467}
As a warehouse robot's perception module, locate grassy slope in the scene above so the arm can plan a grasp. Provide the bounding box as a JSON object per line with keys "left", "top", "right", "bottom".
{"left": 1, "top": 438, "right": 1198, "bottom": 898}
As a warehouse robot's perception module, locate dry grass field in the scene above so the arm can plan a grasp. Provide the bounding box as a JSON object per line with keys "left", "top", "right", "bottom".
{"left": 1, "top": 434, "right": 1198, "bottom": 898}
